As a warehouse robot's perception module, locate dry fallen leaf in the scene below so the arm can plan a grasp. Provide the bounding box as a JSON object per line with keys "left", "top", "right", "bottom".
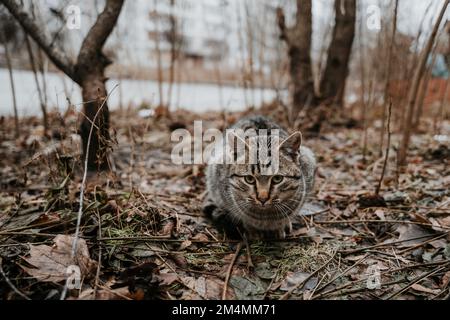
{"left": 191, "top": 233, "right": 209, "bottom": 242}
{"left": 374, "top": 209, "right": 386, "bottom": 221}
{"left": 21, "top": 235, "right": 96, "bottom": 283}
{"left": 411, "top": 284, "right": 440, "bottom": 295}
{"left": 396, "top": 225, "right": 435, "bottom": 248}
{"left": 438, "top": 216, "right": 450, "bottom": 228}
{"left": 77, "top": 287, "right": 132, "bottom": 300}
{"left": 442, "top": 271, "right": 450, "bottom": 287}
{"left": 156, "top": 273, "right": 179, "bottom": 286}
{"left": 279, "top": 271, "right": 316, "bottom": 292}
{"left": 181, "top": 276, "right": 230, "bottom": 300}
{"left": 179, "top": 240, "right": 192, "bottom": 250}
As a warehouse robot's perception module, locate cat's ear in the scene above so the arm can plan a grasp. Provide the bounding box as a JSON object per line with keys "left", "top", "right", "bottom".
{"left": 279, "top": 131, "right": 302, "bottom": 159}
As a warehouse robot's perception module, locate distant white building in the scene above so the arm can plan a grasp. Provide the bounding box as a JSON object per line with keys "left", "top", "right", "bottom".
{"left": 113, "top": 0, "right": 232, "bottom": 69}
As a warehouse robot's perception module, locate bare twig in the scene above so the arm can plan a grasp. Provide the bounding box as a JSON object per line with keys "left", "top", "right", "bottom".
{"left": 397, "top": 232, "right": 449, "bottom": 255}
{"left": 315, "top": 219, "right": 450, "bottom": 230}
{"left": 384, "top": 263, "right": 450, "bottom": 300}
{"left": 379, "top": 0, "right": 398, "bottom": 156}
{"left": 222, "top": 242, "right": 242, "bottom": 300}
{"left": 2, "top": 35, "right": 19, "bottom": 138}
{"left": 280, "top": 250, "right": 337, "bottom": 300}
{"left": 60, "top": 85, "right": 118, "bottom": 301}
{"left": 339, "top": 233, "right": 447, "bottom": 255}
{"left": 376, "top": 100, "right": 392, "bottom": 195}
{"left": 398, "top": 0, "right": 450, "bottom": 167}
{"left": 0, "top": 257, "right": 31, "bottom": 300}
{"left": 311, "top": 254, "right": 369, "bottom": 298}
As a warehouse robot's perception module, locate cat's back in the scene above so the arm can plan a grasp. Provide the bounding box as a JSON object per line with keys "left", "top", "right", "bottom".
{"left": 230, "top": 115, "right": 286, "bottom": 134}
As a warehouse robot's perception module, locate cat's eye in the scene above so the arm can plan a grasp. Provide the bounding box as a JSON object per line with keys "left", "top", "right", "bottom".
{"left": 272, "top": 175, "right": 284, "bottom": 184}
{"left": 244, "top": 175, "right": 256, "bottom": 184}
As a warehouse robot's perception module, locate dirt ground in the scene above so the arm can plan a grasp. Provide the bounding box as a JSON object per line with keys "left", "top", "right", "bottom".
{"left": 0, "top": 104, "right": 449, "bottom": 300}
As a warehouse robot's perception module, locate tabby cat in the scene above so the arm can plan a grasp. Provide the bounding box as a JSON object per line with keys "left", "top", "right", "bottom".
{"left": 204, "top": 116, "right": 316, "bottom": 239}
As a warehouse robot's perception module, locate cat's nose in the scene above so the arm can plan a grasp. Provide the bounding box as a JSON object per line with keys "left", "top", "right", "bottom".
{"left": 257, "top": 191, "right": 270, "bottom": 205}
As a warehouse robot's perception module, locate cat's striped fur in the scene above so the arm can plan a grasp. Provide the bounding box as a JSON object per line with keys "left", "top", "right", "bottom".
{"left": 204, "top": 116, "right": 316, "bottom": 240}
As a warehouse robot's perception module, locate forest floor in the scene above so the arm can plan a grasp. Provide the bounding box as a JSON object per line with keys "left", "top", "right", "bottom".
{"left": 0, "top": 103, "right": 449, "bottom": 300}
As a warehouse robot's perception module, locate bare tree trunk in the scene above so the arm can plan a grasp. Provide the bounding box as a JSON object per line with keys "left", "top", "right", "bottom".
{"left": 25, "top": 35, "right": 48, "bottom": 133}
{"left": 413, "top": 48, "right": 438, "bottom": 130}
{"left": 2, "top": 37, "right": 19, "bottom": 138}
{"left": 1, "top": 0, "right": 125, "bottom": 171}
{"left": 434, "top": 76, "right": 450, "bottom": 134}
{"left": 319, "top": 0, "right": 356, "bottom": 106}
{"left": 398, "top": 0, "right": 449, "bottom": 167}
{"left": 236, "top": 4, "right": 249, "bottom": 108}
{"left": 79, "top": 74, "right": 111, "bottom": 171}
{"left": 153, "top": 0, "right": 164, "bottom": 108}
{"left": 244, "top": 1, "right": 256, "bottom": 107}
{"left": 358, "top": 11, "right": 368, "bottom": 162}
{"left": 166, "top": 0, "right": 176, "bottom": 109}
{"left": 74, "top": 0, "right": 124, "bottom": 171}
{"left": 316, "top": 19, "right": 333, "bottom": 93}
{"left": 277, "top": 0, "right": 315, "bottom": 118}
{"left": 399, "top": 1, "right": 434, "bottom": 132}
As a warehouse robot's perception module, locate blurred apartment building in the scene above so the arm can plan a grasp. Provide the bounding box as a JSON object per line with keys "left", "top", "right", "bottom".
{"left": 0, "top": 0, "right": 283, "bottom": 78}
{"left": 118, "top": 0, "right": 232, "bottom": 70}
{"left": 115, "top": 0, "right": 282, "bottom": 74}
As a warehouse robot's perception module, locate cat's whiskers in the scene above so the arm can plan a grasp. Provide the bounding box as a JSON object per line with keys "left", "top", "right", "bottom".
{"left": 274, "top": 203, "right": 293, "bottom": 226}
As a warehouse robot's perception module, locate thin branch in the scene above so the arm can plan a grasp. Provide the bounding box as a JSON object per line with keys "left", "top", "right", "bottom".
{"left": 379, "top": 0, "right": 398, "bottom": 156}
{"left": 60, "top": 85, "right": 118, "bottom": 301}
{"left": 384, "top": 263, "right": 449, "bottom": 300}
{"left": 376, "top": 100, "right": 392, "bottom": 195}
{"left": 280, "top": 250, "right": 337, "bottom": 300}
{"left": 0, "top": 0, "right": 75, "bottom": 79}
{"left": 76, "top": 0, "right": 124, "bottom": 68}
{"left": 222, "top": 242, "right": 242, "bottom": 300}
{"left": 0, "top": 257, "right": 31, "bottom": 300}
{"left": 398, "top": 0, "right": 450, "bottom": 167}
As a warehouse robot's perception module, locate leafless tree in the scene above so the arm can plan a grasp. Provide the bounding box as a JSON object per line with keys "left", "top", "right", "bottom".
{"left": 0, "top": 8, "right": 19, "bottom": 137}
{"left": 1, "top": 0, "right": 125, "bottom": 171}
{"left": 398, "top": 0, "right": 449, "bottom": 167}
{"left": 379, "top": 0, "right": 398, "bottom": 157}
{"left": 413, "top": 46, "right": 438, "bottom": 130}
{"left": 24, "top": 35, "right": 48, "bottom": 134}
{"left": 166, "top": 0, "right": 176, "bottom": 109}
{"left": 319, "top": 0, "right": 356, "bottom": 106}
{"left": 152, "top": 0, "right": 164, "bottom": 108}
{"left": 277, "top": 0, "right": 315, "bottom": 118}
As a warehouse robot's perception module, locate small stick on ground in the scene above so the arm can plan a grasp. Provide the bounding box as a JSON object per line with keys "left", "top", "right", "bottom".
{"left": 385, "top": 263, "right": 449, "bottom": 300}
{"left": 397, "top": 232, "right": 449, "bottom": 255}
{"left": 0, "top": 257, "right": 31, "bottom": 300}
{"left": 94, "top": 209, "right": 102, "bottom": 299}
{"left": 280, "top": 250, "right": 337, "bottom": 300}
{"left": 243, "top": 235, "right": 254, "bottom": 270}
{"left": 60, "top": 85, "right": 119, "bottom": 301}
{"left": 311, "top": 253, "right": 368, "bottom": 298}
{"left": 339, "top": 233, "right": 446, "bottom": 255}
{"left": 315, "top": 219, "right": 450, "bottom": 230}
{"left": 222, "top": 242, "right": 242, "bottom": 300}
{"left": 237, "top": 229, "right": 254, "bottom": 270}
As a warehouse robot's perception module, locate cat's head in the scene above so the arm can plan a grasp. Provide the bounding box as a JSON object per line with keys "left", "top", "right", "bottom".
{"left": 226, "top": 132, "right": 310, "bottom": 222}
